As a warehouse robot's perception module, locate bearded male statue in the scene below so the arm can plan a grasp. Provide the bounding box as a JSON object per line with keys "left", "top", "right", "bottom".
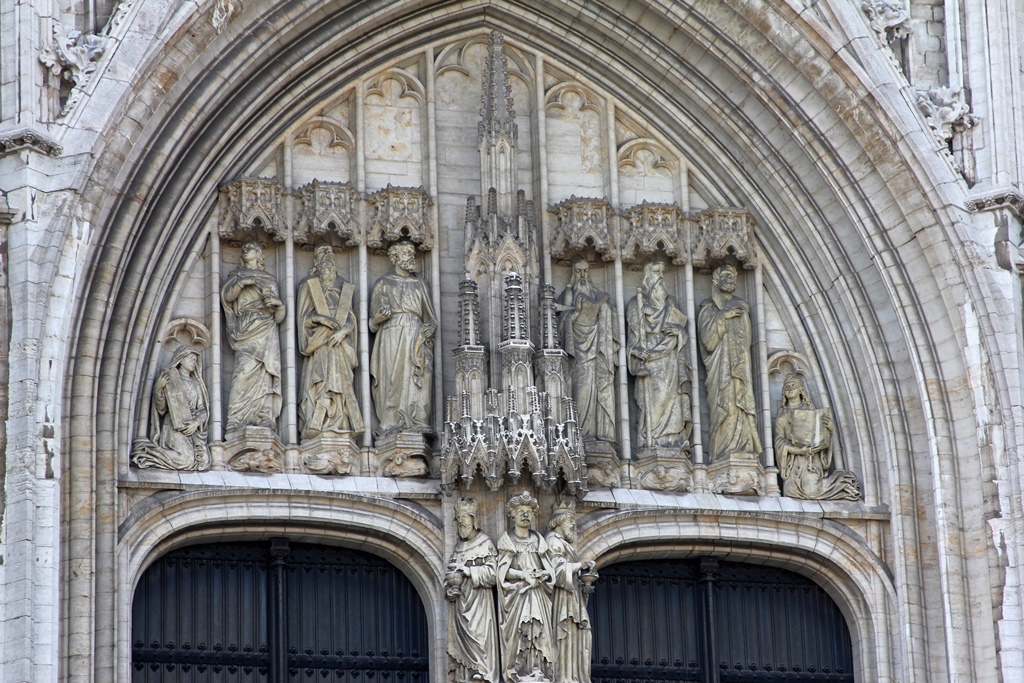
{"left": 368, "top": 241, "right": 437, "bottom": 435}
{"left": 697, "top": 264, "right": 762, "bottom": 462}
{"left": 626, "top": 261, "right": 691, "bottom": 451}
{"left": 297, "top": 244, "right": 363, "bottom": 439}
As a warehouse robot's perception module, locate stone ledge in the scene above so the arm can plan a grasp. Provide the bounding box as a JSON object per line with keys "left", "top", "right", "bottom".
{"left": 120, "top": 469, "right": 442, "bottom": 499}
{"left": 120, "top": 470, "right": 888, "bottom": 518}
{"left": 582, "top": 487, "right": 889, "bottom": 519}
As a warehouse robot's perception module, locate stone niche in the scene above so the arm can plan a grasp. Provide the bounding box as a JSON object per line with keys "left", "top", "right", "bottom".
{"left": 127, "top": 30, "right": 860, "bottom": 505}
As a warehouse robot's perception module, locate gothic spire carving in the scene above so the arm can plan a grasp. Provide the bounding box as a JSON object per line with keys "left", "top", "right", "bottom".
{"left": 479, "top": 30, "right": 519, "bottom": 220}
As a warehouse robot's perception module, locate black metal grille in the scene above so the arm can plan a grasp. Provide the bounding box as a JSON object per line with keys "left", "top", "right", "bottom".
{"left": 590, "top": 559, "right": 854, "bottom": 683}
{"left": 132, "top": 541, "right": 429, "bottom": 683}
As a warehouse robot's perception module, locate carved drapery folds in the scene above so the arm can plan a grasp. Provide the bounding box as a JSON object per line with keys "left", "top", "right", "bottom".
{"left": 131, "top": 338, "right": 212, "bottom": 472}
{"left": 444, "top": 495, "right": 597, "bottom": 683}
{"left": 549, "top": 197, "right": 616, "bottom": 263}
{"left": 774, "top": 373, "right": 860, "bottom": 501}
{"left": 366, "top": 185, "right": 434, "bottom": 252}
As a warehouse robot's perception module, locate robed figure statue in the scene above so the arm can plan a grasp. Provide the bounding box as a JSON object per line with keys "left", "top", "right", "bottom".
{"left": 558, "top": 260, "right": 617, "bottom": 443}
{"left": 497, "top": 491, "right": 555, "bottom": 681}
{"left": 697, "top": 264, "right": 762, "bottom": 461}
{"left": 774, "top": 374, "right": 860, "bottom": 500}
{"left": 221, "top": 241, "right": 285, "bottom": 432}
{"left": 297, "top": 245, "right": 363, "bottom": 439}
{"left": 445, "top": 498, "right": 500, "bottom": 683}
{"left": 626, "top": 261, "right": 692, "bottom": 450}
{"left": 546, "top": 502, "right": 597, "bottom": 683}
{"left": 369, "top": 241, "right": 437, "bottom": 434}
{"left": 132, "top": 345, "right": 211, "bottom": 471}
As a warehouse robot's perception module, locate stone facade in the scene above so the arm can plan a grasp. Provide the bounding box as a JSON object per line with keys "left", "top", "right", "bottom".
{"left": 1, "top": 1, "right": 1023, "bottom": 682}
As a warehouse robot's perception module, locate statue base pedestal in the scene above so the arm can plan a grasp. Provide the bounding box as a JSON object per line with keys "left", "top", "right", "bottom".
{"left": 301, "top": 434, "right": 359, "bottom": 475}
{"left": 762, "top": 465, "right": 782, "bottom": 497}
{"left": 708, "top": 455, "right": 764, "bottom": 495}
{"left": 583, "top": 440, "right": 621, "bottom": 488}
{"left": 635, "top": 450, "right": 693, "bottom": 492}
{"left": 223, "top": 426, "right": 285, "bottom": 473}
{"left": 376, "top": 431, "right": 430, "bottom": 477}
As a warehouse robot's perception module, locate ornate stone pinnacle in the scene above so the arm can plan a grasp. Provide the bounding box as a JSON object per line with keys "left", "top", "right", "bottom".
{"left": 502, "top": 272, "right": 528, "bottom": 342}
{"left": 539, "top": 284, "right": 560, "bottom": 351}
{"left": 458, "top": 279, "right": 482, "bottom": 347}
{"left": 479, "top": 30, "right": 517, "bottom": 145}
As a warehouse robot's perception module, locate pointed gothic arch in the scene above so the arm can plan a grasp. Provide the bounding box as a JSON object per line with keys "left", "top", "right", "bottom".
{"left": 48, "top": 2, "right": 1003, "bottom": 683}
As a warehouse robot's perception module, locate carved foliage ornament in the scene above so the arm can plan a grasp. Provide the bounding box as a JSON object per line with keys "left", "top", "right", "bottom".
{"left": 691, "top": 209, "right": 758, "bottom": 269}
{"left": 916, "top": 86, "right": 978, "bottom": 143}
{"left": 861, "top": 0, "right": 911, "bottom": 37}
{"left": 620, "top": 202, "right": 686, "bottom": 265}
{"left": 549, "top": 196, "right": 615, "bottom": 263}
{"left": 366, "top": 185, "right": 434, "bottom": 252}
{"left": 860, "top": 0, "right": 911, "bottom": 76}
{"left": 0, "top": 127, "right": 63, "bottom": 158}
{"left": 39, "top": 24, "right": 107, "bottom": 117}
{"left": 219, "top": 178, "right": 288, "bottom": 241}
{"left": 294, "top": 180, "right": 360, "bottom": 245}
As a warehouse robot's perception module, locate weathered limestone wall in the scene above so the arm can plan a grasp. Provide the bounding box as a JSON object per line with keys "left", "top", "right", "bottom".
{"left": 0, "top": 1, "right": 1021, "bottom": 682}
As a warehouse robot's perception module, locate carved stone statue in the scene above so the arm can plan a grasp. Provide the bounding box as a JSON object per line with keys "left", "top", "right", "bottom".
{"left": 445, "top": 498, "right": 500, "bottom": 683}
{"left": 697, "top": 264, "right": 762, "bottom": 461}
{"left": 297, "top": 245, "right": 363, "bottom": 439}
{"left": 546, "top": 502, "right": 597, "bottom": 683}
{"left": 626, "top": 261, "right": 691, "bottom": 450}
{"left": 559, "top": 260, "right": 617, "bottom": 443}
{"left": 132, "top": 345, "right": 211, "bottom": 470}
{"left": 497, "top": 491, "right": 555, "bottom": 681}
{"left": 638, "top": 463, "right": 692, "bottom": 492}
{"left": 369, "top": 241, "right": 437, "bottom": 434}
{"left": 774, "top": 374, "right": 860, "bottom": 501}
{"left": 221, "top": 241, "right": 285, "bottom": 432}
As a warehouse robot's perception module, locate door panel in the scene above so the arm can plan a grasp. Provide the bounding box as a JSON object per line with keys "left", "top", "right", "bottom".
{"left": 589, "top": 559, "right": 854, "bottom": 683}
{"left": 132, "top": 541, "right": 428, "bottom": 683}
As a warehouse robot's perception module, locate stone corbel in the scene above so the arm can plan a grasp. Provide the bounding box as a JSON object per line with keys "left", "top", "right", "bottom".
{"left": 860, "top": 0, "right": 911, "bottom": 76}
{"left": 916, "top": 86, "right": 978, "bottom": 145}
{"left": 619, "top": 201, "right": 686, "bottom": 266}
{"left": 293, "top": 180, "right": 360, "bottom": 246}
{"left": 549, "top": 196, "right": 616, "bottom": 263}
{"left": 0, "top": 127, "right": 63, "bottom": 158}
{"left": 39, "top": 23, "right": 106, "bottom": 117}
{"left": 364, "top": 185, "right": 433, "bottom": 252}
{"left": 218, "top": 178, "right": 289, "bottom": 242}
{"left": 690, "top": 208, "right": 758, "bottom": 270}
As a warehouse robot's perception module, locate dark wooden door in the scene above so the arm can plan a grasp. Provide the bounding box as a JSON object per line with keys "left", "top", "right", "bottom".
{"left": 589, "top": 558, "right": 854, "bottom": 683}
{"left": 132, "top": 540, "right": 429, "bottom": 682}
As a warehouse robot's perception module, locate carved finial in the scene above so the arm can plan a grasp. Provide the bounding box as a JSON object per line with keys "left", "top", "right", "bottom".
{"left": 487, "top": 187, "right": 498, "bottom": 217}
{"left": 479, "top": 30, "right": 517, "bottom": 145}
{"left": 502, "top": 272, "right": 529, "bottom": 341}
{"left": 458, "top": 279, "right": 482, "bottom": 347}
{"left": 539, "top": 284, "right": 560, "bottom": 350}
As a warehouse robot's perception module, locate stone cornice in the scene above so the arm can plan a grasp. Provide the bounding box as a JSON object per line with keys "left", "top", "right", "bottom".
{"left": 0, "top": 127, "right": 63, "bottom": 158}
{"left": 965, "top": 187, "right": 1024, "bottom": 219}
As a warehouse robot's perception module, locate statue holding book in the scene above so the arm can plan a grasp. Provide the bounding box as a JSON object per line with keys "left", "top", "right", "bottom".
{"left": 774, "top": 374, "right": 860, "bottom": 500}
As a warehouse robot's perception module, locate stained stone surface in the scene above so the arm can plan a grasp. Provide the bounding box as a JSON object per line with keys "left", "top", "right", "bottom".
{"left": 3, "top": 3, "right": 1023, "bottom": 683}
